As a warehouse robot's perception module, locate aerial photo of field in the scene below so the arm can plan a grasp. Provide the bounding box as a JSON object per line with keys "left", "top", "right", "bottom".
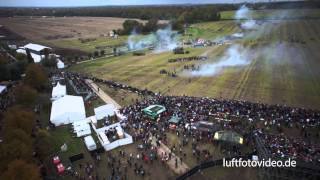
{"left": 3, "top": 8, "right": 319, "bottom": 109}
{"left": 1, "top": 2, "right": 320, "bottom": 180}
{"left": 68, "top": 14, "right": 320, "bottom": 109}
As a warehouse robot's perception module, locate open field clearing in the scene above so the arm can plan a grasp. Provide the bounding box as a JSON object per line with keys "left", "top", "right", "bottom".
{"left": 70, "top": 19, "right": 320, "bottom": 110}
{"left": 0, "top": 16, "right": 132, "bottom": 40}
{"left": 221, "top": 8, "right": 320, "bottom": 20}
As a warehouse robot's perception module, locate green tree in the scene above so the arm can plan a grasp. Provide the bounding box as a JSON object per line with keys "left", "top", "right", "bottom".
{"left": 24, "top": 64, "right": 48, "bottom": 90}
{"left": 34, "top": 130, "right": 55, "bottom": 162}
{"left": 1, "top": 160, "right": 41, "bottom": 180}
{"left": 15, "top": 85, "right": 38, "bottom": 107}
{"left": 122, "top": 20, "right": 143, "bottom": 34}
{"left": 3, "top": 106, "right": 36, "bottom": 135}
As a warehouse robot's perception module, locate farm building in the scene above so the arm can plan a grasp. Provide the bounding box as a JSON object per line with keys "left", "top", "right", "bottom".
{"left": 16, "top": 43, "right": 51, "bottom": 63}
{"left": 50, "top": 95, "right": 86, "bottom": 126}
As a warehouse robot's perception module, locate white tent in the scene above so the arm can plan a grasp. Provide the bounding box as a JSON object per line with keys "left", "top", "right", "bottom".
{"left": 0, "top": 85, "right": 7, "bottom": 94}
{"left": 51, "top": 82, "right": 66, "bottom": 101}
{"left": 84, "top": 136, "right": 97, "bottom": 151}
{"left": 50, "top": 95, "right": 86, "bottom": 126}
{"left": 94, "top": 104, "right": 117, "bottom": 120}
{"left": 57, "top": 60, "right": 65, "bottom": 69}
{"left": 74, "top": 123, "right": 91, "bottom": 137}
{"left": 24, "top": 43, "right": 51, "bottom": 52}
{"left": 16, "top": 48, "right": 44, "bottom": 63}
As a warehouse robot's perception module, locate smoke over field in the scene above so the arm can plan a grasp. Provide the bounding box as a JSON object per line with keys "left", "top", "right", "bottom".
{"left": 236, "top": 5, "right": 258, "bottom": 30}
{"left": 186, "top": 45, "right": 250, "bottom": 76}
{"left": 127, "top": 26, "right": 180, "bottom": 52}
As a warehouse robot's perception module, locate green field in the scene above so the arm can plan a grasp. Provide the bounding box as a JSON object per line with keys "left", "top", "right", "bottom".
{"left": 70, "top": 18, "right": 320, "bottom": 110}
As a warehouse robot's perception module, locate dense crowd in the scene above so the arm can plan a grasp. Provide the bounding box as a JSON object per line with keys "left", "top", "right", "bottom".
{"left": 65, "top": 72, "right": 320, "bottom": 165}
{"left": 66, "top": 72, "right": 155, "bottom": 96}
{"left": 257, "top": 130, "right": 320, "bottom": 164}
{"left": 168, "top": 56, "right": 208, "bottom": 63}
{"left": 120, "top": 95, "right": 320, "bottom": 164}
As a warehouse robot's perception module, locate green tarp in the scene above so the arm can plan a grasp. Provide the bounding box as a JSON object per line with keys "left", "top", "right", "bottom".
{"left": 142, "top": 105, "right": 166, "bottom": 119}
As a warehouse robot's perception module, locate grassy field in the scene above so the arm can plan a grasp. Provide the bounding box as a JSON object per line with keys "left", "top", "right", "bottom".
{"left": 70, "top": 18, "right": 320, "bottom": 110}
{"left": 184, "top": 20, "right": 240, "bottom": 40}
{"left": 44, "top": 36, "right": 128, "bottom": 53}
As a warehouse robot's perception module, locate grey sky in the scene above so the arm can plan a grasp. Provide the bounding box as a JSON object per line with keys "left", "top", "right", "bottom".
{"left": 0, "top": 0, "right": 300, "bottom": 7}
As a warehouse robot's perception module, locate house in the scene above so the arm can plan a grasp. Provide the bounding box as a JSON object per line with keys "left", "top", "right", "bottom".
{"left": 50, "top": 95, "right": 86, "bottom": 126}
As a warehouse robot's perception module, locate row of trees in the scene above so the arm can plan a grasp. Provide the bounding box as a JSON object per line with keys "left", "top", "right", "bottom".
{"left": 120, "top": 18, "right": 159, "bottom": 35}
{"left": 119, "top": 6, "right": 221, "bottom": 34}
{"left": 1, "top": 1, "right": 319, "bottom": 18}
{"left": 0, "top": 52, "right": 53, "bottom": 179}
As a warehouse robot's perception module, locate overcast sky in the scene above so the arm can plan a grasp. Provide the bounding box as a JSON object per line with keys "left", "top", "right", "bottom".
{"left": 0, "top": 0, "right": 300, "bottom": 7}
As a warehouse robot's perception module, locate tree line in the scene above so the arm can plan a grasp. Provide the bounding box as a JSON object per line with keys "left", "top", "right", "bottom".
{"left": 0, "top": 44, "right": 54, "bottom": 179}
{"left": 0, "top": 1, "right": 319, "bottom": 18}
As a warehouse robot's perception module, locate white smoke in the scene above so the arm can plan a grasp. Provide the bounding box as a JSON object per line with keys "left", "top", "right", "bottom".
{"left": 235, "top": 5, "right": 258, "bottom": 30}
{"left": 127, "top": 25, "right": 180, "bottom": 53}
{"left": 127, "top": 29, "right": 154, "bottom": 50}
{"left": 186, "top": 45, "right": 250, "bottom": 77}
{"left": 153, "top": 26, "right": 179, "bottom": 53}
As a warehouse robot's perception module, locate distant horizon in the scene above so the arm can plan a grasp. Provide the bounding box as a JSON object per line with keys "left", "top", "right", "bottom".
{"left": 0, "top": 0, "right": 303, "bottom": 8}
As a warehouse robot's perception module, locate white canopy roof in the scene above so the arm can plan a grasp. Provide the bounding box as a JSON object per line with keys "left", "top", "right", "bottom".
{"left": 50, "top": 95, "right": 86, "bottom": 126}
{"left": 94, "top": 104, "right": 117, "bottom": 120}
{"left": 84, "top": 136, "right": 96, "bottom": 151}
{"left": 52, "top": 82, "right": 66, "bottom": 100}
{"left": 24, "top": 43, "right": 51, "bottom": 52}
{"left": 15, "top": 48, "right": 44, "bottom": 63}
{"left": 57, "top": 60, "right": 65, "bottom": 69}
{"left": 0, "top": 85, "right": 7, "bottom": 94}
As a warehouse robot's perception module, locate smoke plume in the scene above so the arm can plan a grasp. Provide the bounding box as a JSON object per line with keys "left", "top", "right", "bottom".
{"left": 185, "top": 45, "right": 250, "bottom": 76}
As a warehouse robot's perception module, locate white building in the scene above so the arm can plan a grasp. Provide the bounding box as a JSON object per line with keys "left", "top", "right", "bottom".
{"left": 50, "top": 95, "right": 86, "bottom": 126}
{"left": 51, "top": 82, "right": 66, "bottom": 101}
{"left": 92, "top": 122, "right": 133, "bottom": 151}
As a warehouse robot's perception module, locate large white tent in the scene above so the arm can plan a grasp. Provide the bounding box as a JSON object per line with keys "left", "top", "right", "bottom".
{"left": 57, "top": 60, "right": 65, "bottom": 69}
{"left": 51, "top": 82, "right": 66, "bottom": 101}
{"left": 50, "top": 95, "right": 86, "bottom": 126}
{"left": 94, "top": 104, "right": 117, "bottom": 120}
{"left": 0, "top": 85, "right": 7, "bottom": 94}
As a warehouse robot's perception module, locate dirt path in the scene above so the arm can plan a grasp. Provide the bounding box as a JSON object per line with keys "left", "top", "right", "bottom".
{"left": 85, "top": 79, "right": 121, "bottom": 109}
{"left": 151, "top": 137, "right": 189, "bottom": 175}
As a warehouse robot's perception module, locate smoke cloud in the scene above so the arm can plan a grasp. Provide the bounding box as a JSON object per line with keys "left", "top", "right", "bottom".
{"left": 236, "top": 5, "right": 258, "bottom": 30}
{"left": 127, "top": 26, "right": 180, "bottom": 53}
{"left": 185, "top": 45, "right": 250, "bottom": 76}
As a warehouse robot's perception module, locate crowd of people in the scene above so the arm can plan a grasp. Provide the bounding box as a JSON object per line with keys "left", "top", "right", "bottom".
{"left": 168, "top": 56, "right": 208, "bottom": 63}
{"left": 119, "top": 95, "right": 320, "bottom": 164}
{"left": 256, "top": 130, "right": 320, "bottom": 164}
{"left": 65, "top": 72, "right": 320, "bottom": 165}
{"left": 66, "top": 72, "right": 155, "bottom": 96}
{"left": 65, "top": 72, "right": 93, "bottom": 94}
